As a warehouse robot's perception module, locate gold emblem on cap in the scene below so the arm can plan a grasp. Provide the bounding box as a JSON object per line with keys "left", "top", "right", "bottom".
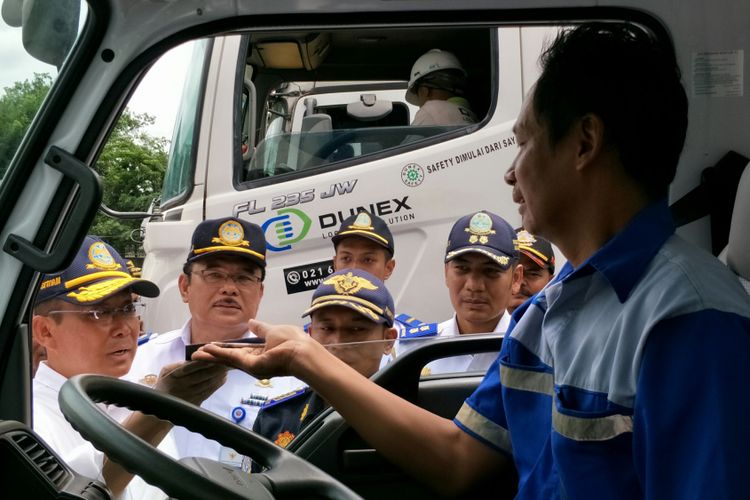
{"left": 324, "top": 272, "right": 378, "bottom": 296}
{"left": 212, "top": 220, "right": 250, "bottom": 247}
{"left": 349, "top": 212, "right": 374, "bottom": 230}
{"left": 516, "top": 230, "right": 536, "bottom": 247}
{"left": 86, "top": 242, "right": 122, "bottom": 270}
{"left": 256, "top": 378, "right": 272, "bottom": 388}
{"left": 465, "top": 212, "right": 496, "bottom": 245}
{"left": 141, "top": 374, "right": 158, "bottom": 386}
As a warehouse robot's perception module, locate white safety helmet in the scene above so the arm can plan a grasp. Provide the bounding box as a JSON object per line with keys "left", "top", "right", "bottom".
{"left": 406, "top": 49, "right": 467, "bottom": 105}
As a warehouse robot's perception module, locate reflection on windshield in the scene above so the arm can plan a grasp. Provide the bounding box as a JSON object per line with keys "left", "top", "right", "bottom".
{"left": 244, "top": 124, "right": 460, "bottom": 181}
{"left": 0, "top": 0, "right": 87, "bottom": 182}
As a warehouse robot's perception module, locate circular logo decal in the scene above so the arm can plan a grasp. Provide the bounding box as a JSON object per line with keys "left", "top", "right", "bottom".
{"left": 401, "top": 163, "right": 424, "bottom": 187}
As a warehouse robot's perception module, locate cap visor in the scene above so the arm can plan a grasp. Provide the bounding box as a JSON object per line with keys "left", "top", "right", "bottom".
{"left": 188, "top": 248, "right": 265, "bottom": 268}
{"left": 62, "top": 276, "right": 160, "bottom": 304}
{"left": 445, "top": 246, "right": 513, "bottom": 270}
{"left": 519, "top": 248, "right": 549, "bottom": 270}
{"left": 302, "top": 300, "right": 390, "bottom": 327}
{"left": 332, "top": 231, "right": 391, "bottom": 251}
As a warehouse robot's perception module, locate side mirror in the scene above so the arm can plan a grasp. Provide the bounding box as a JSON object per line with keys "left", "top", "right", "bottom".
{"left": 1, "top": 0, "right": 23, "bottom": 27}
{"left": 347, "top": 94, "right": 393, "bottom": 122}
{"left": 21, "top": 0, "right": 81, "bottom": 68}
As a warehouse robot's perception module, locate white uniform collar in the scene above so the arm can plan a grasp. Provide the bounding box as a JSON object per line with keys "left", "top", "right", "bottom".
{"left": 33, "top": 361, "right": 68, "bottom": 391}
{"left": 446, "top": 312, "right": 510, "bottom": 336}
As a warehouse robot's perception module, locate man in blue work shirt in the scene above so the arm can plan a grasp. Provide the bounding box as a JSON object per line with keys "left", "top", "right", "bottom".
{"left": 196, "top": 23, "right": 750, "bottom": 499}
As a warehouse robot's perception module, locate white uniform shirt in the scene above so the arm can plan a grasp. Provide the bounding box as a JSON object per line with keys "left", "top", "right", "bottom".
{"left": 33, "top": 362, "right": 170, "bottom": 500}
{"left": 422, "top": 312, "right": 510, "bottom": 375}
{"left": 125, "top": 321, "right": 304, "bottom": 463}
{"left": 411, "top": 97, "right": 478, "bottom": 126}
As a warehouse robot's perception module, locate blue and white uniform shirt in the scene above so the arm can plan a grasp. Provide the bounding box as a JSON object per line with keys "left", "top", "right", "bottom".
{"left": 455, "top": 201, "right": 750, "bottom": 499}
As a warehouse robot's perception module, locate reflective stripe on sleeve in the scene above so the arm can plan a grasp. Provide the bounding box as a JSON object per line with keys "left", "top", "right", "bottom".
{"left": 456, "top": 402, "right": 512, "bottom": 454}
{"left": 552, "top": 403, "right": 633, "bottom": 441}
{"left": 500, "top": 364, "right": 554, "bottom": 395}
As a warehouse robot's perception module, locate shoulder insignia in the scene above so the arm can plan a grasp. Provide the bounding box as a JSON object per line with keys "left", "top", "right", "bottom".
{"left": 400, "top": 322, "right": 438, "bottom": 339}
{"left": 274, "top": 430, "right": 295, "bottom": 448}
{"left": 261, "top": 387, "right": 309, "bottom": 409}
{"left": 394, "top": 313, "right": 425, "bottom": 327}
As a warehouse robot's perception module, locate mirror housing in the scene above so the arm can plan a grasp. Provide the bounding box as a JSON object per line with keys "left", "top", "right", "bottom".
{"left": 22, "top": 0, "right": 80, "bottom": 68}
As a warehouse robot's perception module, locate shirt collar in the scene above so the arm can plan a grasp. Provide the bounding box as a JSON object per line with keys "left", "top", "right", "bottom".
{"left": 562, "top": 200, "right": 675, "bottom": 302}
{"left": 34, "top": 361, "right": 68, "bottom": 391}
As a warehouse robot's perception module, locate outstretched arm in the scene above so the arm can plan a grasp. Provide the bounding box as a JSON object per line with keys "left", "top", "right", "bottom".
{"left": 193, "top": 320, "right": 508, "bottom": 495}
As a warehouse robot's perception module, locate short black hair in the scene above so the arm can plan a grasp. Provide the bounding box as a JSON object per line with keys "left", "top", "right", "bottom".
{"left": 533, "top": 23, "right": 688, "bottom": 200}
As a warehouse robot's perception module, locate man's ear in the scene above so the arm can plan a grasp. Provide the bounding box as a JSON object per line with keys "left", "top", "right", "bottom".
{"left": 382, "top": 326, "right": 397, "bottom": 355}
{"left": 575, "top": 113, "right": 606, "bottom": 172}
{"left": 511, "top": 263, "right": 523, "bottom": 294}
{"left": 177, "top": 273, "right": 190, "bottom": 303}
{"left": 32, "top": 315, "right": 56, "bottom": 350}
{"left": 384, "top": 259, "right": 396, "bottom": 280}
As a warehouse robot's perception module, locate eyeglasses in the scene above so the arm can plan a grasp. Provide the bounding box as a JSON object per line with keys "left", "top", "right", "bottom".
{"left": 47, "top": 302, "right": 145, "bottom": 324}
{"left": 192, "top": 269, "right": 262, "bottom": 288}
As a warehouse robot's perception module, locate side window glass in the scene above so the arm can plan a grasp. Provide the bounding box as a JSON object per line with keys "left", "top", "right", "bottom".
{"left": 92, "top": 39, "right": 204, "bottom": 257}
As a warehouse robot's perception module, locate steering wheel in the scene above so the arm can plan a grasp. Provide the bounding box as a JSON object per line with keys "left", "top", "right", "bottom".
{"left": 305, "top": 131, "right": 357, "bottom": 169}
{"left": 59, "top": 375, "right": 361, "bottom": 500}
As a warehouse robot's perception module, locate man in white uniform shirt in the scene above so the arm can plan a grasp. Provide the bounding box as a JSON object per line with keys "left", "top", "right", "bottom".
{"left": 126, "top": 217, "right": 301, "bottom": 467}
{"left": 423, "top": 211, "right": 521, "bottom": 375}
{"left": 33, "top": 236, "right": 226, "bottom": 499}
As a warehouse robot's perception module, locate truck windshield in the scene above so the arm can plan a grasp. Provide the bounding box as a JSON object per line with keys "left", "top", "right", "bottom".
{"left": 0, "top": 0, "right": 88, "bottom": 184}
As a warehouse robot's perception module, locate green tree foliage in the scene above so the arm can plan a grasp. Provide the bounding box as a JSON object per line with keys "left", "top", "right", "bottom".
{"left": 0, "top": 73, "right": 53, "bottom": 178}
{"left": 92, "top": 111, "right": 168, "bottom": 258}
{"left": 0, "top": 73, "right": 167, "bottom": 260}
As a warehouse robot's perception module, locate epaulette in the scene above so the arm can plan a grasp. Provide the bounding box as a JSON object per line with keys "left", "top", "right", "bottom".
{"left": 400, "top": 322, "right": 438, "bottom": 339}
{"left": 261, "top": 387, "right": 309, "bottom": 410}
{"left": 394, "top": 313, "right": 425, "bottom": 328}
{"left": 137, "top": 332, "right": 158, "bottom": 346}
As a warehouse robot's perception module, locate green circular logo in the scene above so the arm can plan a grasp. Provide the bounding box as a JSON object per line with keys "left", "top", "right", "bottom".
{"left": 401, "top": 163, "right": 424, "bottom": 187}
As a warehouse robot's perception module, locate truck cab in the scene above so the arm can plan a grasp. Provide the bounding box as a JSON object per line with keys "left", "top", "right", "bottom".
{"left": 141, "top": 25, "right": 554, "bottom": 334}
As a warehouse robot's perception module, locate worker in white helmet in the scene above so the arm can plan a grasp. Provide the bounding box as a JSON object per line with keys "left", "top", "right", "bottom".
{"left": 406, "top": 49, "right": 478, "bottom": 126}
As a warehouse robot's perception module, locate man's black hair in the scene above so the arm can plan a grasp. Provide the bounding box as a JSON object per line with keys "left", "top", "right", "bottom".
{"left": 533, "top": 22, "right": 688, "bottom": 200}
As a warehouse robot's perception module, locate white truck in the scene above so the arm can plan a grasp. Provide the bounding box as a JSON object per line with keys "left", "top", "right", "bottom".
{"left": 140, "top": 26, "right": 557, "bottom": 334}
